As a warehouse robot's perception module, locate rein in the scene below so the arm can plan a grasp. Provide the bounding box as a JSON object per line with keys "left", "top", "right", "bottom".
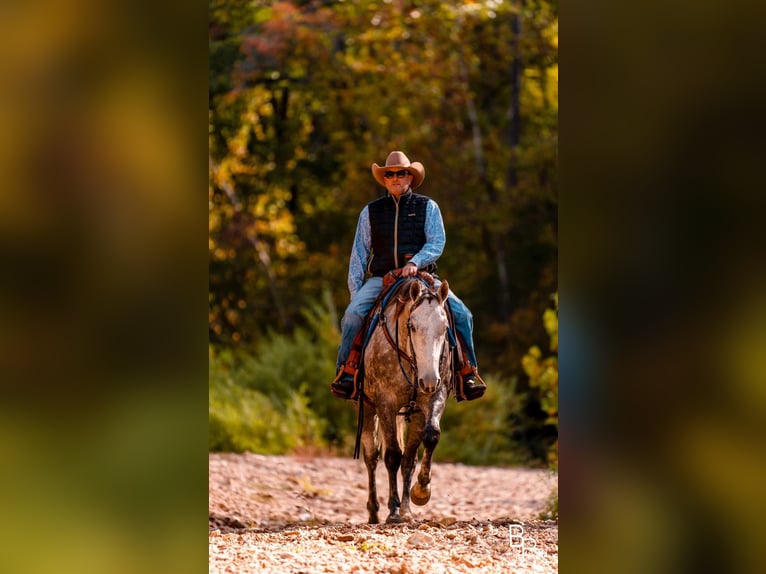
{"left": 380, "top": 285, "right": 437, "bottom": 422}
{"left": 379, "top": 313, "right": 416, "bottom": 377}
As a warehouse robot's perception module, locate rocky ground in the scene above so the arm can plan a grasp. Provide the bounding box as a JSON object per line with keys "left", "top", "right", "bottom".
{"left": 209, "top": 452, "right": 558, "bottom": 573}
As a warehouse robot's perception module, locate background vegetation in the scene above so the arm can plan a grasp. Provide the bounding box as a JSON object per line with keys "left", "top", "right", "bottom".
{"left": 209, "top": 0, "right": 558, "bottom": 468}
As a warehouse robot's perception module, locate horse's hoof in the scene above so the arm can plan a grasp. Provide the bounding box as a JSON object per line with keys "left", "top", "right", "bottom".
{"left": 386, "top": 514, "right": 405, "bottom": 524}
{"left": 410, "top": 484, "right": 431, "bottom": 506}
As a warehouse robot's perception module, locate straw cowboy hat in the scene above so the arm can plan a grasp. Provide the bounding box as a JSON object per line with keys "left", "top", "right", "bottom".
{"left": 371, "top": 151, "right": 425, "bottom": 189}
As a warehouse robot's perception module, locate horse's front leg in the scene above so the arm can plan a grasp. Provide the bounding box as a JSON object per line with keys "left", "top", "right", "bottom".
{"left": 379, "top": 410, "right": 404, "bottom": 523}
{"left": 399, "top": 412, "right": 425, "bottom": 520}
{"left": 360, "top": 404, "right": 380, "bottom": 524}
{"left": 411, "top": 395, "right": 447, "bottom": 506}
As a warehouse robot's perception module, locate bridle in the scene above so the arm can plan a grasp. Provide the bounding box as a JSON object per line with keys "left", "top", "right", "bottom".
{"left": 379, "top": 285, "right": 447, "bottom": 421}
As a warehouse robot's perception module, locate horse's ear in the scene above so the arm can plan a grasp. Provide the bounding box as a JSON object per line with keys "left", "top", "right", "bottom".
{"left": 438, "top": 280, "right": 449, "bottom": 303}
{"left": 409, "top": 279, "right": 422, "bottom": 300}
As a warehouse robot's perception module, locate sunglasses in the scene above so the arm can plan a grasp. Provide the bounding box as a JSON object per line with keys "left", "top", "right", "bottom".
{"left": 383, "top": 170, "right": 412, "bottom": 179}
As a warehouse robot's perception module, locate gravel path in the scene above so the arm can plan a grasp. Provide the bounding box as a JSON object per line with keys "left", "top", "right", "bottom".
{"left": 209, "top": 452, "right": 558, "bottom": 573}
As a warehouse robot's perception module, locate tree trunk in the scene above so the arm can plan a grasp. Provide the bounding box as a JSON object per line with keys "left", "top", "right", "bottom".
{"left": 459, "top": 58, "right": 511, "bottom": 316}
{"left": 508, "top": 10, "right": 522, "bottom": 189}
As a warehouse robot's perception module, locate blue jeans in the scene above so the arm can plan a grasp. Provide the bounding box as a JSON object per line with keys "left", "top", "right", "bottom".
{"left": 336, "top": 276, "right": 478, "bottom": 371}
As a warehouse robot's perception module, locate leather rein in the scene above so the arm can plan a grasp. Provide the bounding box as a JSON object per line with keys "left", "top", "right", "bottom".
{"left": 378, "top": 284, "right": 444, "bottom": 421}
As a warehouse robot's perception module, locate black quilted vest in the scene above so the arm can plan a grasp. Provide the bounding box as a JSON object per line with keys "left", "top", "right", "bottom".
{"left": 367, "top": 191, "right": 432, "bottom": 277}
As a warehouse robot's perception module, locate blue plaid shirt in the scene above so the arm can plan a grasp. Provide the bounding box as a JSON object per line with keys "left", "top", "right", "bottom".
{"left": 347, "top": 196, "right": 446, "bottom": 298}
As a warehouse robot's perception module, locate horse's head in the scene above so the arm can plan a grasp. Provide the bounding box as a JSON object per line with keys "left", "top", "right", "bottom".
{"left": 404, "top": 279, "right": 451, "bottom": 394}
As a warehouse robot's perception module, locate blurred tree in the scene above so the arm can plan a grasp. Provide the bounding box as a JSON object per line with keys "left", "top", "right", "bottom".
{"left": 522, "top": 292, "right": 559, "bottom": 468}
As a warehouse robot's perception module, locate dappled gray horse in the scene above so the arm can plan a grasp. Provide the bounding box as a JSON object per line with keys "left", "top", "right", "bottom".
{"left": 358, "top": 277, "right": 453, "bottom": 524}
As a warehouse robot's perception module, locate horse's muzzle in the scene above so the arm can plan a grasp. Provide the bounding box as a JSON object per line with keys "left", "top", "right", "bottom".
{"left": 417, "top": 377, "right": 441, "bottom": 394}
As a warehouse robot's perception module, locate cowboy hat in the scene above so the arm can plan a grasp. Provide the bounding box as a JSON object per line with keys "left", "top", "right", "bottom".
{"left": 371, "top": 151, "right": 425, "bottom": 189}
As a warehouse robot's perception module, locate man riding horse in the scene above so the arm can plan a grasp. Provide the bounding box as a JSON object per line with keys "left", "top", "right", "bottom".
{"left": 331, "top": 150, "right": 486, "bottom": 402}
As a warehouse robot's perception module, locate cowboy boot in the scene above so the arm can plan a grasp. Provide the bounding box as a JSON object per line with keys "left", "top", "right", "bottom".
{"left": 330, "top": 329, "right": 365, "bottom": 399}
{"left": 330, "top": 362, "right": 357, "bottom": 399}
{"left": 453, "top": 333, "right": 486, "bottom": 402}
{"left": 457, "top": 363, "right": 486, "bottom": 402}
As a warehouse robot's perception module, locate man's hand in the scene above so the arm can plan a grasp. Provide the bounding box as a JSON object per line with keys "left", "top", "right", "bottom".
{"left": 402, "top": 262, "right": 418, "bottom": 277}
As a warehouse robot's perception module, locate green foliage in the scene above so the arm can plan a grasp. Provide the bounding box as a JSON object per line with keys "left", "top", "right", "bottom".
{"left": 209, "top": 296, "right": 357, "bottom": 453}
{"left": 539, "top": 484, "right": 559, "bottom": 521}
{"left": 209, "top": 352, "right": 326, "bottom": 453}
{"left": 233, "top": 299, "right": 357, "bottom": 447}
{"left": 522, "top": 292, "right": 558, "bottom": 469}
{"left": 438, "top": 375, "right": 528, "bottom": 466}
